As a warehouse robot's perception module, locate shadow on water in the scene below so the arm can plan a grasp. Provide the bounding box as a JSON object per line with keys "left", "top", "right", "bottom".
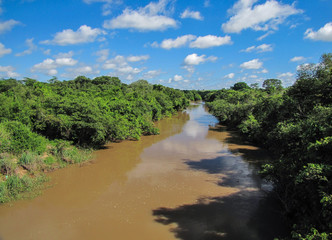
{"left": 153, "top": 113, "right": 289, "bottom": 240}
{"left": 153, "top": 190, "right": 287, "bottom": 240}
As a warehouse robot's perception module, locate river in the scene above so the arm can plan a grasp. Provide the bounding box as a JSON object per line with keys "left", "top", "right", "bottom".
{"left": 0, "top": 103, "right": 287, "bottom": 240}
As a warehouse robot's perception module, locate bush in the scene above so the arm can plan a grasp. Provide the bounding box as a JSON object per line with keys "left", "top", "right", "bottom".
{"left": 0, "top": 121, "right": 47, "bottom": 154}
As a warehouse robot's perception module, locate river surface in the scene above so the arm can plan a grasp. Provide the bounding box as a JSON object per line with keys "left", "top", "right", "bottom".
{"left": 0, "top": 103, "right": 287, "bottom": 240}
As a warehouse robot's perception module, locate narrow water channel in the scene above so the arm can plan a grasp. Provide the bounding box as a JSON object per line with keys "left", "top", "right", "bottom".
{"left": 0, "top": 103, "right": 287, "bottom": 240}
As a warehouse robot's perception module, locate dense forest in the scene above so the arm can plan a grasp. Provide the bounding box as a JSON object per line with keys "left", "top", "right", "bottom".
{"left": 203, "top": 54, "right": 332, "bottom": 239}
{"left": 0, "top": 76, "right": 200, "bottom": 202}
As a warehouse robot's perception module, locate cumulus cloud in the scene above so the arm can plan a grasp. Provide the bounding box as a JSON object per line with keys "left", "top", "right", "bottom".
{"left": 95, "top": 49, "right": 109, "bottom": 62}
{"left": 0, "top": 19, "right": 20, "bottom": 34}
{"left": 16, "top": 38, "right": 37, "bottom": 56}
{"left": 127, "top": 55, "right": 149, "bottom": 62}
{"left": 174, "top": 74, "right": 183, "bottom": 81}
{"left": 240, "top": 58, "right": 263, "bottom": 69}
{"left": 31, "top": 56, "right": 78, "bottom": 76}
{"left": 103, "top": 55, "right": 146, "bottom": 80}
{"left": 222, "top": 0, "right": 302, "bottom": 33}
{"left": 290, "top": 56, "right": 306, "bottom": 62}
{"left": 278, "top": 72, "right": 294, "bottom": 78}
{"left": 103, "top": 0, "right": 177, "bottom": 31}
{"left": 160, "top": 35, "right": 196, "bottom": 49}
{"left": 142, "top": 70, "right": 161, "bottom": 79}
{"left": 0, "top": 65, "right": 20, "bottom": 78}
{"left": 241, "top": 43, "right": 273, "bottom": 53}
{"left": 61, "top": 65, "right": 100, "bottom": 78}
{"left": 180, "top": 9, "right": 203, "bottom": 20}
{"left": 156, "top": 34, "right": 231, "bottom": 49}
{"left": 224, "top": 73, "right": 235, "bottom": 79}
{"left": 189, "top": 35, "right": 232, "bottom": 48}
{"left": 0, "top": 43, "right": 11, "bottom": 57}
{"left": 41, "top": 25, "right": 106, "bottom": 45}
{"left": 184, "top": 53, "right": 217, "bottom": 65}
{"left": 168, "top": 74, "right": 188, "bottom": 83}
{"left": 304, "top": 22, "right": 332, "bottom": 42}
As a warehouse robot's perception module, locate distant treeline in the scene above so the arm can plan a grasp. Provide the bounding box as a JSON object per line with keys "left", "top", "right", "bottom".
{"left": 0, "top": 76, "right": 198, "bottom": 202}
{"left": 203, "top": 54, "right": 332, "bottom": 239}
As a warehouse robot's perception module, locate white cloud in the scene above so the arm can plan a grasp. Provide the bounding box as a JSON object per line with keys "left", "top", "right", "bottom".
{"left": 127, "top": 55, "right": 149, "bottom": 62}
{"left": 278, "top": 72, "right": 294, "bottom": 78}
{"left": 103, "top": 55, "right": 144, "bottom": 80}
{"left": 95, "top": 49, "right": 109, "bottom": 62}
{"left": 222, "top": 0, "right": 302, "bottom": 33}
{"left": 182, "top": 65, "right": 195, "bottom": 74}
{"left": 174, "top": 74, "right": 183, "bottom": 81}
{"left": 16, "top": 38, "right": 37, "bottom": 56}
{"left": 55, "top": 58, "right": 78, "bottom": 66}
{"left": 249, "top": 74, "right": 258, "bottom": 78}
{"left": 156, "top": 34, "right": 232, "bottom": 49}
{"left": 278, "top": 72, "right": 295, "bottom": 86}
{"left": 31, "top": 56, "right": 78, "bottom": 76}
{"left": 0, "top": 20, "right": 20, "bottom": 34}
{"left": 242, "top": 43, "right": 273, "bottom": 53}
{"left": 189, "top": 35, "right": 232, "bottom": 48}
{"left": 103, "top": 0, "right": 177, "bottom": 31}
{"left": 304, "top": 22, "right": 332, "bottom": 42}
{"left": 54, "top": 51, "right": 74, "bottom": 58}
{"left": 224, "top": 73, "right": 235, "bottom": 79}
{"left": 160, "top": 34, "right": 196, "bottom": 49}
{"left": 180, "top": 9, "right": 203, "bottom": 20}
{"left": 83, "top": 0, "right": 122, "bottom": 16}
{"left": 184, "top": 53, "right": 217, "bottom": 65}
{"left": 61, "top": 65, "right": 100, "bottom": 78}
{"left": 0, "top": 65, "right": 20, "bottom": 78}
{"left": 260, "top": 68, "right": 268, "bottom": 73}
{"left": 0, "top": 43, "right": 11, "bottom": 57}
{"left": 142, "top": 70, "right": 161, "bottom": 79}
{"left": 240, "top": 58, "right": 263, "bottom": 69}
{"left": 41, "top": 25, "right": 106, "bottom": 45}
{"left": 290, "top": 56, "right": 306, "bottom": 62}
{"left": 257, "top": 30, "right": 274, "bottom": 41}
{"left": 168, "top": 74, "right": 185, "bottom": 83}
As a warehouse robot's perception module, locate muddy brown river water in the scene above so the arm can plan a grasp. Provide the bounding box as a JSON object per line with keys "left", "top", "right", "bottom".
{"left": 0, "top": 103, "right": 287, "bottom": 240}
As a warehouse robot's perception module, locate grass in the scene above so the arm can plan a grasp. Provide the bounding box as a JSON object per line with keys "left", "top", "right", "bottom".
{"left": 0, "top": 142, "right": 92, "bottom": 204}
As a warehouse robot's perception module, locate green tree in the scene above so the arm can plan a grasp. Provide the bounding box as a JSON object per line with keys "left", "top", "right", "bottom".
{"left": 231, "top": 82, "right": 250, "bottom": 91}
{"left": 262, "top": 79, "right": 283, "bottom": 93}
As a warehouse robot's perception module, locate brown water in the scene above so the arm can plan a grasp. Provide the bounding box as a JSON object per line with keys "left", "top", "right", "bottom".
{"left": 0, "top": 103, "right": 287, "bottom": 240}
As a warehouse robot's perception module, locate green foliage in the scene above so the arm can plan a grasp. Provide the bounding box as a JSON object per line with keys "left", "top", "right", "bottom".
{"left": 0, "top": 155, "right": 17, "bottom": 176}
{"left": 231, "top": 82, "right": 250, "bottom": 91}
{"left": 0, "top": 121, "right": 47, "bottom": 154}
{"left": 206, "top": 54, "right": 332, "bottom": 238}
{"left": 263, "top": 79, "right": 283, "bottom": 93}
{"left": 0, "top": 174, "right": 46, "bottom": 203}
{"left": 43, "top": 156, "right": 56, "bottom": 165}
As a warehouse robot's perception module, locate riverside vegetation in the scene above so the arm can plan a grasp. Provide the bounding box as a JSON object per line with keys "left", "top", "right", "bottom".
{"left": 203, "top": 53, "right": 332, "bottom": 239}
{"left": 0, "top": 76, "right": 201, "bottom": 203}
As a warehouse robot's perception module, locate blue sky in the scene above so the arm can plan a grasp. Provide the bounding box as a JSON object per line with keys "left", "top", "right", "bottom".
{"left": 0, "top": 0, "right": 331, "bottom": 89}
